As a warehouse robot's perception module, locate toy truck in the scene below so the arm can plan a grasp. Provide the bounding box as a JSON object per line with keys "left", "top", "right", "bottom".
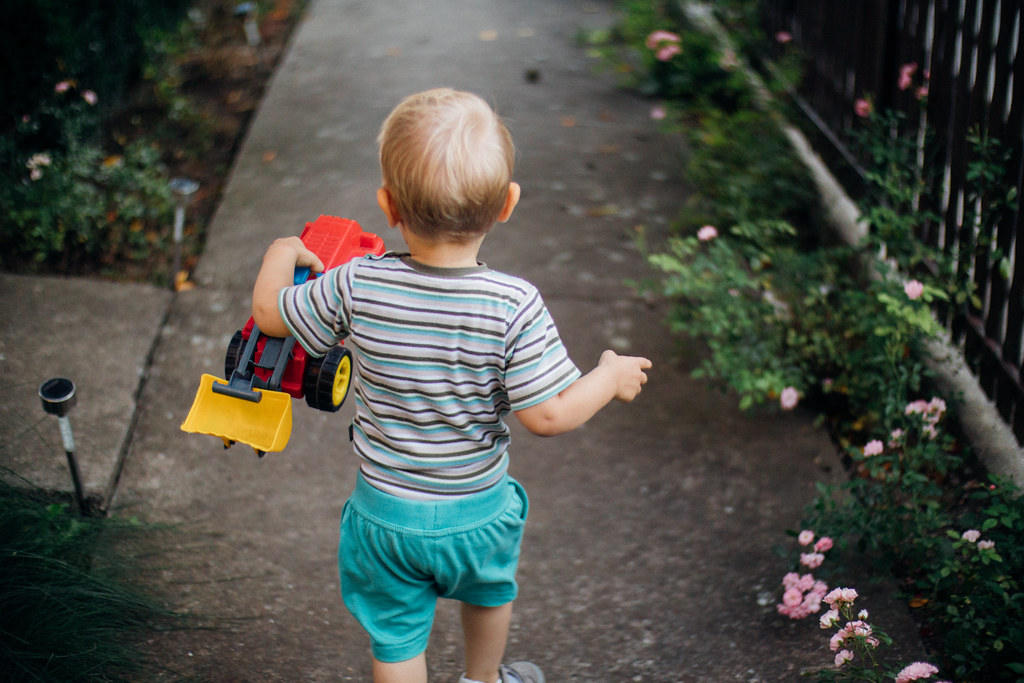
{"left": 181, "top": 216, "right": 385, "bottom": 455}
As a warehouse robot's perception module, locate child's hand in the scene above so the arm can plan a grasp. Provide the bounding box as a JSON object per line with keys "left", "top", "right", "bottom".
{"left": 266, "top": 236, "right": 325, "bottom": 274}
{"left": 598, "top": 349, "right": 652, "bottom": 402}
{"left": 253, "top": 236, "right": 324, "bottom": 337}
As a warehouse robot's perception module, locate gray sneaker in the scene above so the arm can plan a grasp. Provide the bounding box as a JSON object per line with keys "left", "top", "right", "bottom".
{"left": 499, "top": 661, "right": 545, "bottom": 683}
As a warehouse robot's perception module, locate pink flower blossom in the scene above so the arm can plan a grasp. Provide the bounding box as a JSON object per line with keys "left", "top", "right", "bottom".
{"left": 895, "top": 661, "right": 940, "bottom": 683}
{"left": 800, "top": 552, "right": 825, "bottom": 569}
{"left": 820, "top": 609, "right": 839, "bottom": 629}
{"left": 650, "top": 105, "right": 667, "bottom": 120}
{"left": 889, "top": 428, "right": 904, "bottom": 447}
{"left": 54, "top": 80, "right": 72, "bottom": 93}
{"left": 656, "top": 44, "right": 681, "bottom": 61}
{"left": 645, "top": 30, "right": 681, "bottom": 50}
{"left": 814, "top": 536, "right": 833, "bottom": 553}
{"left": 863, "top": 439, "right": 884, "bottom": 457}
{"left": 824, "top": 587, "right": 858, "bottom": 608}
{"left": 778, "top": 573, "right": 828, "bottom": 619}
{"left": 961, "top": 529, "right": 981, "bottom": 543}
{"left": 798, "top": 530, "right": 815, "bottom": 546}
{"left": 904, "top": 279, "right": 925, "bottom": 300}
{"left": 855, "top": 98, "right": 873, "bottom": 117}
{"left": 26, "top": 152, "right": 51, "bottom": 181}
{"left": 646, "top": 30, "right": 682, "bottom": 62}
{"left": 82, "top": 90, "right": 97, "bottom": 105}
{"left": 978, "top": 539, "right": 995, "bottom": 550}
{"left": 780, "top": 386, "right": 799, "bottom": 410}
{"left": 775, "top": 31, "right": 792, "bottom": 44}
{"left": 905, "top": 399, "right": 928, "bottom": 415}
{"left": 783, "top": 587, "right": 803, "bottom": 607}
{"left": 898, "top": 62, "right": 918, "bottom": 91}
{"left": 697, "top": 225, "right": 718, "bottom": 241}
{"left": 916, "top": 84, "right": 929, "bottom": 100}
{"left": 834, "top": 649, "right": 854, "bottom": 667}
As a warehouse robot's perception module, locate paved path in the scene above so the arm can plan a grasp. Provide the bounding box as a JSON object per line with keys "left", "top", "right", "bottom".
{"left": 1, "top": 1, "right": 922, "bottom": 681}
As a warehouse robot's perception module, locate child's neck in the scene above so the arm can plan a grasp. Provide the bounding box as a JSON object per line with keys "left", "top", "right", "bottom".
{"left": 401, "top": 226, "right": 484, "bottom": 269}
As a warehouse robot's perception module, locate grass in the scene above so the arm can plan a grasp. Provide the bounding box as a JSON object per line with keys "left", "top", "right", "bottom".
{"left": 0, "top": 473, "right": 180, "bottom": 682}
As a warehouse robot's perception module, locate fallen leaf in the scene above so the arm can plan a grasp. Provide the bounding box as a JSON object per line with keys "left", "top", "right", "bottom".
{"left": 175, "top": 271, "right": 195, "bottom": 292}
{"left": 587, "top": 204, "right": 620, "bottom": 217}
{"left": 561, "top": 116, "right": 577, "bottom": 127}
{"left": 479, "top": 29, "right": 499, "bottom": 41}
{"left": 262, "top": 151, "right": 277, "bottom": 163}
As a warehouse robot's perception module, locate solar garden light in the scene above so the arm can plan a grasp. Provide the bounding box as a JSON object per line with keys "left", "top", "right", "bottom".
{"left": 235, "top": 2, "right": 261, "bottom": 47}
{"left": 170, "top": 177, "right": 199, "bottom": 289}
{"left": 38, "top": 377, "right": 86, "bottom": 513}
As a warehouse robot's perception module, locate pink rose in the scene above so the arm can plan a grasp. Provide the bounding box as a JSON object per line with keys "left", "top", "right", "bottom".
{"left": 906, "top": 399, "right": 929, "bottom": 415}
{"left": 863, "top": 439, "right": 884, "bottom": 457}
{"left": 834, "top": 649, "right": 854, "bottom": 667}
{"left": 978, "top": 539, "right": 995, "bottom": 550}
{"left": 896, "top": 662, "right": 939, "bottom": 683}
{"left": 54, "top": 80, "right": 72, "bottom": 93}
{"left": 800, "top": 552, "right": 825, "bottom": 569}
{"left": 645, "top": 30, "right": 681, "bottom": 50}
{"left": 814, "top": 536, "right": 833, "bottom": 553}
{"left": 775, "top": 31, "right": 792, "bottom": 44}
{"left": 650, "top": 105, "right": 667, "bottom": 120}
{"left": 825, "top": 587, "right": 858, "bottom": 608}
{"left": 697, "top": 225, "right": 718, "bottom": 241}
{"left": 854, "top": 98, "right": 873, "bottom": 118}
{"left": 82, "top": 90, "right": 98, "bottom": 105}
{"left": 656, "top": 44, "right": 681, "bottom": 61}
{"left": 904, "top": 279, "right": 924, "bottom": 300}
{"left": 961, "top": 529, "right": 981, "bottom": 543}
{"left": 780, "top": 386, "right": 799, "bottom": 410}
{"left": 798, "top": 529, "right": 815, "bottom": 546}
{"left": 898, "top": 62, "right": 918, "bottom": 90}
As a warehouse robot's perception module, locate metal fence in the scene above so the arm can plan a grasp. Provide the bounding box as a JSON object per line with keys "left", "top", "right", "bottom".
{"left": 761, "top": 0, "right": 1024, "bottom": 442}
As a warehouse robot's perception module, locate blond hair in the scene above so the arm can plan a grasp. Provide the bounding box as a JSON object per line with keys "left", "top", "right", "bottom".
{"left": 378, "top": 88, "right": 515, "bottom": 242}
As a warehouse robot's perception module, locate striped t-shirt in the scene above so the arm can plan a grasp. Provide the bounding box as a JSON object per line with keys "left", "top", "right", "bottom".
{"left": 278, "top": 253, "right": 581, "bottom": 499}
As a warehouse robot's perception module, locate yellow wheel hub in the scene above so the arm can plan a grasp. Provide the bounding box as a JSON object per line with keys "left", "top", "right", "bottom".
{"left": 331, "top": 355, "right": 351, "bottom": 406}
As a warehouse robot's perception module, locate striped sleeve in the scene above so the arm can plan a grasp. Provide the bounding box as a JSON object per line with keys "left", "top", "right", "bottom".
{"left": 505, "top": 289, "right": 581, "bottom": 410}
{"left": 277, "top": 262, "right": 353, "bottom": 356}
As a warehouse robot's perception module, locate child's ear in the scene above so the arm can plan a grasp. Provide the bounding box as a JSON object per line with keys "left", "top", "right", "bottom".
{"left": 496, "top": 182, "right": 521, "bottom": 223}
{"left": 377, "top": 187, "right": 401, "bottom": 227}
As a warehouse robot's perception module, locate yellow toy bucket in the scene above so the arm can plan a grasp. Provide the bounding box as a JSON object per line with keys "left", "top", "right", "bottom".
{"left": 181, "top": 374, "right": 293, "bottom": 454}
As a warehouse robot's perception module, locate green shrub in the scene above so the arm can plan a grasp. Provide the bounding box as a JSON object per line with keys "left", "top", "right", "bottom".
{"left": 0, "top": 476, "right": 176, "bottom": 681}
{"left": 0, "top": 0, "right": 190, "bottom": 131}
{"left": 684, "top": 108, "right": 820, "bottom": 232}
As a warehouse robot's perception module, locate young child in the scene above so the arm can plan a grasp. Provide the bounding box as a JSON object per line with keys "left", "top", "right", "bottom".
{"left": 251, "top": 88, "right": 651, "bottom": 683}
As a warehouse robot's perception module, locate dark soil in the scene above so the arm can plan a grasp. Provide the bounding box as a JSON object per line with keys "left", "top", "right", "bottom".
{"left": 105, "top": 0, "right": 307, "bottom": 286}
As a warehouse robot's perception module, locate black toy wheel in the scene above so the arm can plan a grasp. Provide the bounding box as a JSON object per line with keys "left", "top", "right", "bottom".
{"left": 224, "top": 330, "right": 245, "bottom": 378}
{"left": 303, "top": 346, "right": 352, "bottom": 412}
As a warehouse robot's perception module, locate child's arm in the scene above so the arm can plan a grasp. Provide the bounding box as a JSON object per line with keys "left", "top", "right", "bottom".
{"left": 251, "top": 236, "right": 324, "bottom": 337}
{"left": 514, "top": 350, "right": 652, "bottom": 437}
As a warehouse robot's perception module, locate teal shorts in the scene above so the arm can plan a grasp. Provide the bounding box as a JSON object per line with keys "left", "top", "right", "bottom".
{"left": 338, "top": 473, "right": 529, "bottom": 663}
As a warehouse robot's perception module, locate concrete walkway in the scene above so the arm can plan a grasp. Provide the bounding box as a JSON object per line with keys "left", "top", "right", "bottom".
{"left": 0, "top": 1, "right": 922, "bottom": 681}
